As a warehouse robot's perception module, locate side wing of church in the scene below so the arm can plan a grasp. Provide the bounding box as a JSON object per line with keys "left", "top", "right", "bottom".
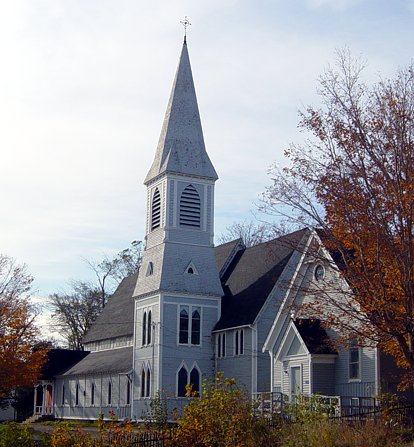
{"left": 33, "top": 39, "right": 398, "bottom": 421}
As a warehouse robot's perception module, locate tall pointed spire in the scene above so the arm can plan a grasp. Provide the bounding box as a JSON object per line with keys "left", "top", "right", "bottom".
{"left": 144, "top": 41, "right": 218, "bottom": 184}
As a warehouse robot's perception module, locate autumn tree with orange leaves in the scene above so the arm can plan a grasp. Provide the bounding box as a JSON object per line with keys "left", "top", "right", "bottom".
{"left": 0, "top": 254, "right": 47, "bottom": 406}
{"left": 262, "top": 51, "right": 414, "bottom": 387}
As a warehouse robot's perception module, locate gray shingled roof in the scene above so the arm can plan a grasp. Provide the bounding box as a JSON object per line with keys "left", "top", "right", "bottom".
{"left": 214, "top": 229, "right": 308, "bottom": 330}
{"left": 214, "top": 238, "right": 244, "bottom": 278}
{"left": 144, "top": 41, "right": 218, "bottom": 184}
{"left": 61, "top": 347, "right": 133, "bottom": 376}
{"left": 82, "top": 272, "right": 138, "bottom": 344}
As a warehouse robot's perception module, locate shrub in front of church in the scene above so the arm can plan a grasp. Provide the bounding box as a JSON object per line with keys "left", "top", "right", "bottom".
{"left": 0, "top": 423, "right": 36, "bottom": 447}
{"left": 173, "top": 373, "right": 276, "bottom": 447}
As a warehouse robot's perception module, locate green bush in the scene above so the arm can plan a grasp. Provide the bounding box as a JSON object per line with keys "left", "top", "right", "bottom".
{"left": 0, "top": 423, "right": 35, "bottom": 447}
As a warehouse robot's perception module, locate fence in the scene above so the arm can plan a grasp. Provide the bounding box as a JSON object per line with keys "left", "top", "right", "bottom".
{"left": 101, "top": 429, "right": 175, "bottom": 447}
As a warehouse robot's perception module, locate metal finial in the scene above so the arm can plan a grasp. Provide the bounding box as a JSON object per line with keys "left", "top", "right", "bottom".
{"left": 180, "top": 16, "right": 191, "bottom": 43}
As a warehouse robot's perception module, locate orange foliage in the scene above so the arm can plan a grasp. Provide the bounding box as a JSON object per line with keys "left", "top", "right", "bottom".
{"left": 264, "top": 52, "right": 414, "bottom": 387}
{"left": 0, "top": 254, "right": 47, "bottom": 399}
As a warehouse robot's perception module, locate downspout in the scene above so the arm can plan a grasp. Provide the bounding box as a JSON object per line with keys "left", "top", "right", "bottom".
{"left": 251, "top": 325, "right": 258, "bottom": 393}
{"left": 309, "top": 355, "right": 313, "bottom": 395}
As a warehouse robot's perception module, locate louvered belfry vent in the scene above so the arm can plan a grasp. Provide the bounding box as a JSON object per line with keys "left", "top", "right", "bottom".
{"left": 180, "top": 185, "right": 201, "bottom": 228}
{"left": 151, "top": 188, "right": 161, "bottom": 230}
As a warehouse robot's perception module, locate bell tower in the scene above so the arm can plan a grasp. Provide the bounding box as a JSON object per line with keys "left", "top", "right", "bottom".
{"left": 132, "top": 39, "right": 223, "bottom": 415}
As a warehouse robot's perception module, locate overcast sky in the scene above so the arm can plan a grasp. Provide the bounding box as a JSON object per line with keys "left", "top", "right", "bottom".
{"left": 1, "top": 0, "right": 413, "bottom": 339}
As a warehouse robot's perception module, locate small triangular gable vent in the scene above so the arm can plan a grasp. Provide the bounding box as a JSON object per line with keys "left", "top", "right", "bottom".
{"left": 184, "top": 262, "right": 199, "bottom": 275}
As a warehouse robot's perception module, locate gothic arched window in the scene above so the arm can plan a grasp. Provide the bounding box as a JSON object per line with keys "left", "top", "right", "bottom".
{"left": 191, "top": 309, "right": 201, "bottom": 345}
{"left": 151, "top": 188, "right": 161, "bottom": 230}
{"left": 146, "top": 369, "right": 151, "bottom": 398}
{"left": 75, "top": 383, "right": 79, "bottom": 406}
{"left": 178, "top": 366, "right": 188, "bottom": 397}
{"left": 147, "top": 310, "right": 152, "bottom": 345}
{"left": 142, "top": 311, "right": 147, "bottom": 346}
{"left": 140, "top": 369, "right": 146, "bottom": 398}
{"left": 108, "top": 382, "right": 112, "bottom": 405}
{"left": 91, "top": 383, "right": 95, "bottom": 406}
{"left": 179, "top": 184, "right": 201, "bottom": 228}
{"left": 126, "top": 380, "right": 131, "bottom": 405}
{"left": 190, "top": 367, "right": 200, "bottom": 395}
{"left": 179, "top": 308, "right": 189, "bottom": 344}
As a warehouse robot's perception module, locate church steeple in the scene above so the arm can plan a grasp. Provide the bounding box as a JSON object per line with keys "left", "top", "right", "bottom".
{"left": 144, "top": 41, "right": 218, "bottom": 185}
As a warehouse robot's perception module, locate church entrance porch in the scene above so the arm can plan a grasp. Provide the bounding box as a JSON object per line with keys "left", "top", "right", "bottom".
{"left": 34, "top": 381, "right": 54, "bottom": 416}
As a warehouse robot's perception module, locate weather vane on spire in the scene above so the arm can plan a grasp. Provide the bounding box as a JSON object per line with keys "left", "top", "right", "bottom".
{"left": 180, "top": 16, "right": 191, "bottom": 43}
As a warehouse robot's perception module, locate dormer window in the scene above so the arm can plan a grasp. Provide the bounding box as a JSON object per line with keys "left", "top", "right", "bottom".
{"left": 151, "top": 188, "right": 161, "bottom": 230}
{"left": 180, "top": 185, "right": 201, "bottom": 229}
{"left": 185, "top": 262, "right": 199, "bottom": 275}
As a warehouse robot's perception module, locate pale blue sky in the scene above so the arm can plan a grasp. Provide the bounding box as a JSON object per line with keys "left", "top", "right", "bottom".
{"left": 0, "top": 0, "right": 412, "bottom": 337}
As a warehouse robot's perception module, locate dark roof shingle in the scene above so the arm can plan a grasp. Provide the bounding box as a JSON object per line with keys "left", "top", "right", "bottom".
{"left": 82, "top": 272, "right": 138, "bottom": 344}
{"left": 62, "top": 347, "right": 133, "bottom": 376}
{"left": 214, "top": 229, "right": 307, "bottom": 330}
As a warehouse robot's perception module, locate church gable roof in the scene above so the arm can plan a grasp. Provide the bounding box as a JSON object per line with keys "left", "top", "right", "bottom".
{"left": 214, "top": 229, "right": 307, "bottom": 330}
{"left": 144, "top": 41, "right": 218, "bottom": 184}
{"left": 82, "top": 271, "right": 138, "bottom": 344}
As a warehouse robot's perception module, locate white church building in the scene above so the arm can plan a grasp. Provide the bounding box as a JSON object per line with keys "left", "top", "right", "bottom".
{"left": 33, "top": 39, "right": 401, "bottom": 421}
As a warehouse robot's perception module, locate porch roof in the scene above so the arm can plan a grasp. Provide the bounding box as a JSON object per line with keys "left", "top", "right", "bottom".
{"left": 60, "top": 347, "right": 133, "bottom": 376}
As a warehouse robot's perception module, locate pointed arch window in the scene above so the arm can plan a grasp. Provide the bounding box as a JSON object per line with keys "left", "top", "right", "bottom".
{"left": 235, "top": 329, "right": 244, "bottom": 356}
{"left": 140, "top": 369, "right": 146, "bottom": 398}
{"left": 75, "top": 383, "right": 79, "bottom": 406}
{"left": 217, "top": 333, "right": 226, "bottom": 358}
{"left": 147, "top": 310, "right": 152, "bottom": 345}
{"left": 191, "top": 309, "right": 201, "bottom": 345}
{"left": 190, "top": 367, "right": 200, "bottom": 395}
{"left": 142, "top": 311, "right": 147, "bottom": 346}
{"left": 126, "top": 380, "right": 131, "bottom": 405}
{"left": 151, "top": 188, "right": 161, "bottom": 230}
{"left": 140, "top": 367, "right": 151, "bottom": 397}
{"left": 91, "top": 383, "right": 95, "bottom": 406}
{"left": 179, "top": 308, "right": 189, "bottom": 344}
{"left": 178, "top": 366, "right": 188, "bottom": 397}
{"left": 108, "top": 382, "right": 112, "bottom": 405}
{"left": 146, "top": 369, "right": 151, "bottom": 398}
{"left": 180, "top": 184, "right": 201, "bottom": 228}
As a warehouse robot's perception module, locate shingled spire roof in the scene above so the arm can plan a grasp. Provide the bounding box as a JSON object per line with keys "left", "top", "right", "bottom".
{"left": 144, "top": 40, "right": 218, "bottom": 184}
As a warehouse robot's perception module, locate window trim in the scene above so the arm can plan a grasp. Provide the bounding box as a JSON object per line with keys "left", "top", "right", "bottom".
{"left": 177, "top": 305, "right": 202, "bottom": 346}
{"left": 150, "top": 187, "right": 161, "bottom": 231}
{"left": 176, "top": 362, "right": 202, "bottom": 397}
{"left": 217, "top": 332, "right": 226, "bottom": 358}
{"left": 234, "top": 329, "right": 244, "bottom": 356}
{"left": 348, "top": 341, "right": 361, "bottom": 381}
{"left": 141, "top": 306, "right": 154, "bottom": 347}
{"left": 179, "top": 184, "right": 201, "bottom": 229}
